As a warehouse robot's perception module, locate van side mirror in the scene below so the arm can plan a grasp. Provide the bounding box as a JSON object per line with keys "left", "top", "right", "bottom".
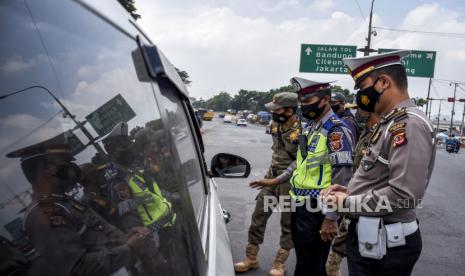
{"left": 210, "top": 153, "right": 251, "bottom": 178}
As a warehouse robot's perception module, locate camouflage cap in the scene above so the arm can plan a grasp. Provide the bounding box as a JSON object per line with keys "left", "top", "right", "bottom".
{"left": 265, "top": 92, "right": 298, "bottom": 111}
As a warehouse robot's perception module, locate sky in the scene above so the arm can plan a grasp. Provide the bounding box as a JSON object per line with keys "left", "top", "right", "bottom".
{"left": 136, "top": 0, "right": 465, "bottom": 117}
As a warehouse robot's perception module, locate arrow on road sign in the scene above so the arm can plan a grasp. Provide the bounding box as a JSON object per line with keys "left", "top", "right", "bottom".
{"left": 305, "top": 47, "right": 312, "bottom": 56}
{"left": 427, "top": 53, "right": 434, "bottom": 60}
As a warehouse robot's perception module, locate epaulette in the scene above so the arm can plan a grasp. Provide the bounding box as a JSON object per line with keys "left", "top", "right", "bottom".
{"left": 70, "top": 201, "right": 87, "bottom": 213}
{"left": 383, "top": 107, "right": 407, "bottom": 123}
{"left": 329, "top": 116, "right": 344, "bottom": 126}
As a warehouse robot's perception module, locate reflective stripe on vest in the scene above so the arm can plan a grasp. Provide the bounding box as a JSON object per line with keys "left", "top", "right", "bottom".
{"left": 290, "top": 128, "right": 332, "bottom": 201}
{"left": 127, "top": 174, "right": 175, "bottom": 227}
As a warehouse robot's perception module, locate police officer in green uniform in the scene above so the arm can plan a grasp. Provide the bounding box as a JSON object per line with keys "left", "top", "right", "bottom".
{"left": 251, "top": 77, "right": 355, "bottom": 276}
{"left": 234, "top": 92, "right": 300, "bottom": 276}
{"left": 7, "top": 137, "right": 148, "bottom": 276}
{"left": 321, "top": 50, "right": 436, "bottom": 276}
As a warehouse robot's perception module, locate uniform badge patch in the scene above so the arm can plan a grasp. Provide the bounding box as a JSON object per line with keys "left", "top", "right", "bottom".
{"left": 289, "top": 130, "right": 299, "bottom": 142}
{"left": 392, "top": 132, "right": 407, "bottom": 147}
{"left": 329, "top": 132, "right": 344, "bottom": 151}
{"left": 271, "top": 127, "right": 278, "bottom": 135}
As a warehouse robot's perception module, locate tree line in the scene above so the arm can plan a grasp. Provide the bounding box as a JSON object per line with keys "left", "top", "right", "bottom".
{"left": 192, "top": 85, "right": 354, "bottom": 112}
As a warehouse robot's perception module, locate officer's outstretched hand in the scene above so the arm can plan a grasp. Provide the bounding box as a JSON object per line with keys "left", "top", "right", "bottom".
{"left": 320, "top": 184, "right": 348, "bottom": 198}
{"left": 320, "top": 219, "right": 338, "bottom": 242}
{"left": 249, "top": 178, "right": 278, "bottom": 189}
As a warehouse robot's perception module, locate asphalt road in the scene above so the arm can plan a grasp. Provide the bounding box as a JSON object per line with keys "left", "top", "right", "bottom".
{"left": 203, "top": 117, "right": 465, "bottom": 276}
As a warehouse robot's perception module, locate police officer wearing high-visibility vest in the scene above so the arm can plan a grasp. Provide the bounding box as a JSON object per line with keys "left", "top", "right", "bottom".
{"left": 6, "top": 136, "right": 148, "bottom": 276}
{"left": 251, "top": 77, "right": 355, "bottom": 276}
{"left": 102, "top": 122, "right": 175, "bottom": 234}
{"left": 321, "top": 50, "right": 436, "bottom": 276}
{"left": 102, "top": 122, "right": 176, "bottom": 274}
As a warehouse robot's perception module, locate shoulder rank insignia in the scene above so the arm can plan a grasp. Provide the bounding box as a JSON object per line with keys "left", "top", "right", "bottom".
{"left": 71, "top": 202, "right": 87, "bottom": 212}
{"left": 389, "top": 122, "right": 406, "bottom": 136}
{"left": 383, "top": 107, "right": 407, "bottom": 123}
{"left": 329, "top": 117, "right": 343, "bottom": 126}
{"left": 329, "top": 131, "right": 344, "bottom": 151}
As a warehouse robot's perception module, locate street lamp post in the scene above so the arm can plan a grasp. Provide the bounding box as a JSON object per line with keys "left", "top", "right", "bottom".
{"left": 0, "top": 86, "right": 106, "bottom": 155}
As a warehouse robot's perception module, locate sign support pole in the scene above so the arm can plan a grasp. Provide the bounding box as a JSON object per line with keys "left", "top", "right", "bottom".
{"left": 426, "top": 78, "right": 432, "bottom": 118}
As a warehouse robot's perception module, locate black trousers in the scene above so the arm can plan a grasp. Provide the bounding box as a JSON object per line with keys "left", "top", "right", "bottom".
{"left": 291, "top": 200, "right": 331, "bottom": 276}
{"left": 346, "top": 220, "right": 422, "bottom": 276}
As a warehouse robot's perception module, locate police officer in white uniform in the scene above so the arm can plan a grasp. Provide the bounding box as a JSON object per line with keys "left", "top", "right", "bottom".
{"left": 321, "top": 50, "right": 436, "bottom": 276}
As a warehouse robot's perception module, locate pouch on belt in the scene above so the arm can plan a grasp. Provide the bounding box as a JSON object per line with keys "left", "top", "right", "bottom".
{"left": 356, "top": 216, "right": 386, "bottom": 259}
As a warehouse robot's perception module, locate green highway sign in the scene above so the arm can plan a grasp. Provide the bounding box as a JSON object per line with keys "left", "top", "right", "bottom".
{"left": 86, "top": 94, "right": 136, "bottom": 136}
{"left": 378, "top": 48, "right": 436, "bottom": 78}
{"left": 299, "top": 44, "right": 357, "bottom": 74}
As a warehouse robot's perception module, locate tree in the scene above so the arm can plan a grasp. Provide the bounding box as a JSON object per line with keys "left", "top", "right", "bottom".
{"left": 205, "top": 92, "right": 232, "bottom": 111}
{"left": 175, "top": 67, "right": 192, "bottom": 86}
{"left": 117, "top": 0, "right": 141, "bottom": 20}
{"left": 414, "top": 98, "right": 428, "bottom": 107}
{"left": 331, "top": 85, "right": 354, "bottom": 103}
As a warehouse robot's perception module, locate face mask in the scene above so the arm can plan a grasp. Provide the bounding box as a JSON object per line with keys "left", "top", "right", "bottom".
{"left": 331, "top": 104, "right": 341, "bottom": 114}
{"left": 55, "top": 163, "right": 81, "bottom": 188}
{"left": 272, "top": 112, "right": 290, "bottom": 124}
{"left": 301, "top": 100, "right": 325, "bottom": 120}
{"left": 356, "top": 78, "right": 384, "bottom": 112}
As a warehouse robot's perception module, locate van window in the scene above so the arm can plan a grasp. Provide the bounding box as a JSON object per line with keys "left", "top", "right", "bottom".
{"left": 0, "top": 1, "right": 205, "bottom": 275}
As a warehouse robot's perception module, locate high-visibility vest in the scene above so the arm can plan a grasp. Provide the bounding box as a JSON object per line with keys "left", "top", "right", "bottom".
{"left": 127, "top": 174, "right": 175, "bottom": 228}
{"left": 290, "top": 125, "right": 332, "bottom": 201}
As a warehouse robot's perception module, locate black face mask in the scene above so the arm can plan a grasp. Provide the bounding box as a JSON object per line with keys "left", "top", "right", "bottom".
{"left": 55, "top": 163, "right": 81, "bottom": 188}
{"left": 272, "top": 112, "right": 291, "bottom": 124}
{"left": 331, "top": 104, "right": 341, "bottom": 114}
{"left": 356, "top": 78, "right": 384, "bottom": 112}
{"left": 301, "top": 100, "right": 325, "bottom": 120}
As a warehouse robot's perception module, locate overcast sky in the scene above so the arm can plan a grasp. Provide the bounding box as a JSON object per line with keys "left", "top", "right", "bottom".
{"left": 136, "top": 0, "right": 465, "bottom": 117}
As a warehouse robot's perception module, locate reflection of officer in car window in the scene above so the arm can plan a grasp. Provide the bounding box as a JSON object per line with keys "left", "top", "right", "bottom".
{"left": 6, "top": 137, "right": 148, "bottom": 276}
{"left": 79, "top": 163, "right": 115, "bottom": 222}
{"left": 103, "top": 122, "right": 177, "bottom": 274}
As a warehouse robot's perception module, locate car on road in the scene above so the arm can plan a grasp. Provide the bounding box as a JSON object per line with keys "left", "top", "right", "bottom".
{"left": 0, "top": 1, "right": 251, "bottom": 275}
{"left": 237, "top": 119, "right": 247, "bottom": 127}
{"left": 224, "top": 115, "right": 233, "bottom": 123}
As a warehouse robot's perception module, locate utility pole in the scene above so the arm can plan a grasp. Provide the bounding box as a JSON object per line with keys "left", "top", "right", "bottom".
{"left": 357, "top": 0, "right": 376, "bottom": 56}
{"left": 450, "top": 83, "right": 458, "bottom": 134}
{"left": 425, "top": 78, "right": 432, "bottom": 118}
{"left": 460, "top": 98, "right": 465, "bottom": 137}
{"left": 434, "top": 98, "right": 446, "bottom": 132}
